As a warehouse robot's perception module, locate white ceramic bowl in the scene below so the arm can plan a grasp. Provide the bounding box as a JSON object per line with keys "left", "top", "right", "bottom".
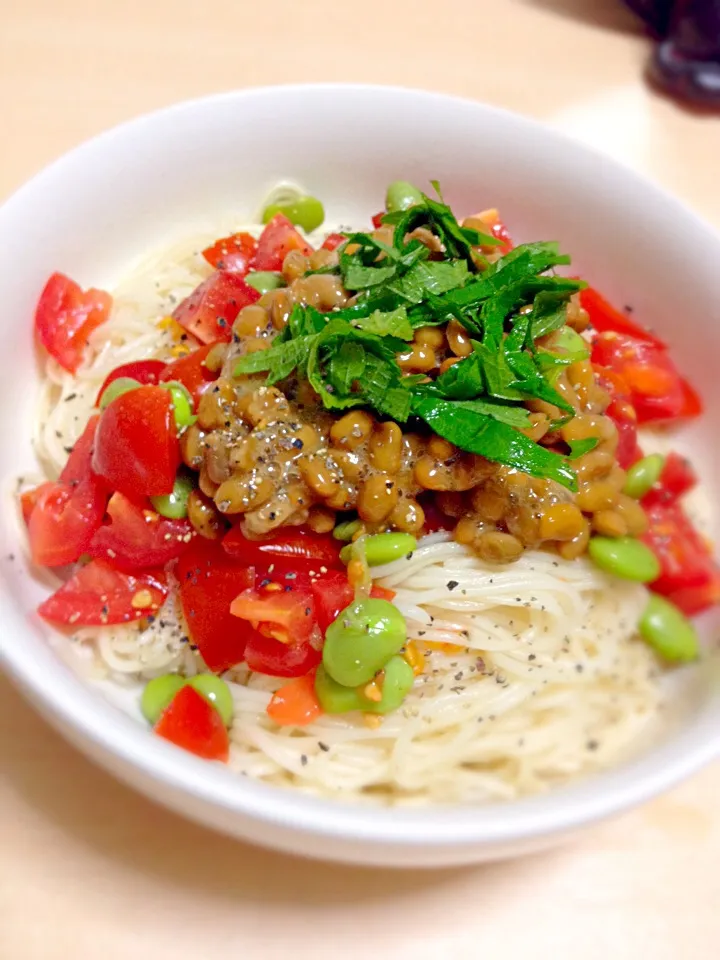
{"left": 1, "top": 85, "right": 720, "bottom": 868}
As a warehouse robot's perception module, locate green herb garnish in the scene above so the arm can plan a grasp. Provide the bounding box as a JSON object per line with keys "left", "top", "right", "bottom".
{"left": 233, "top": 183, "right": 588, "bottom": 491}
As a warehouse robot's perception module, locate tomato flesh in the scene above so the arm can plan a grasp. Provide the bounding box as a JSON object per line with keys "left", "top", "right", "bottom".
{"left": 244, "top": 630, "right": 321, "bottom": 678}
{"left": 59, "top": 415, "right": 101, "bottom": 486}
{"left": 159, "top": 343, "right": 220, "bottom": 404}
{"left": 642, "top": 502, "right": 720, "bottom": 615}
{"left": 222, "top": 527, "right": 341, "bottom": 572}
{"left": 591, "top": 332, "right": 700, "bottom": 425}
{"left": 96, "top": 360, "right": 166, "bottom": 405}
{"left": 321, "top": 233, "right": 347, "bottom": 251}
{"left": 28, "top": 479, "right": 106, "bottom": 567}
{"left": 252, "top": 214, "right": 313, "bottom": 272}
{"left": 266, "top": 674, "right": 321, "bottom": 727}
{"left": 38, "top": 561, "right": 168, "bottom": 625}
{"left": 154, "top": 685, "right": 229, "bottom": 761}
{"left": 581, "top": 288, "right": 666, "bottom": 347}
{"left": 642, "top": 452, "right": 698, "bottom": 508}
{"left": 176, "top": 538, "right": 256, "bottom": 672}
{"left": 92, "top": 385, "right": 179, "bottom": 498}
{"left": 89, "top": 492, "right": 192, "bottom": 571}
{"left": 230, "top": 587, "right": 316, "bottom": 645}
{"left": 34, "top": 272, "right": 112, "bottom": 373}
{"left": 201, "top": 231, "right": 258, "bottom": 273}
{"left": 172, "top": 272, "right": 259, "bottom": 344}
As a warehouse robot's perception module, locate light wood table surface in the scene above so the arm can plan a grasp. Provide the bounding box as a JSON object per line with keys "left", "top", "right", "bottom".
{"left": 2, "top": 2, "right": 720, "bottom": 957}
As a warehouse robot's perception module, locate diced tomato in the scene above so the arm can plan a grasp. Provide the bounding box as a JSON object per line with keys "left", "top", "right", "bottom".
{"left": 679, "top": 378, "right": 703, "bottom": 419}
{"left": 222, "top": 527, "right": 342, "bottom": 572}
{"left": 28, "top": 478, "right": 107, "bottom": 567}
{"left": 201, "top": 231, "right": 258, "bottom": 273}
{"left": 371, "top": 212, "right": 384, "bottom": 229}
{"left": 92, "top": 386, "right": 179, "bottom": 498}
{"left": 593, "top": 365, "right": 642, "bottom": 469}
{"left": 154, "top": 684, "right": 229, "bottom": 761}
{"left": 38, "top": 561, "right": 168, "bottom": 625}
{"left": 642, "top": 502, "right": 720, "bottom": 616}
{"left": 370, "top": 584, "right": 396, "bottom": 602}
{"left": 96, "top": 360, "right": 166, "bottom": 406}
{"left": 230, "top": 587, "right": 316, "bottom": 645}
{"left": 308, "top": 570, "right": 353, "bottom": 633}
{"left": 20, "top": 483, "right": 54, "bottom": 525}
{"left": 172, "top": 272, "right": 259, "bottom": 344}
{"left": 419, "top": 496, "right": 456, "bottom": 534}
{"left": 591, "top": 332, "right": 700, "bottom": 425}
{"left": 59, "top": 415, "right": 101, "bottom": 486}
{"left": 472, "top": 209, "right": 513, "bottom": 254}
{"left": 159, "top": 343, "right": 219, "bottom": 404}
{"left": 252, "top": 214, "right": 313, "bottom": 272}
{"left": 176, "top": 538, "right": 256, "bottom": 672}
{"left": 580, "top": 287, "right": 666, "bottom": 347}
{"left": 34, "top": 272, "right": 113, "bottom": 374}
{"left": 244, "top": 630, "right": 321, "bottom": 678}
{"left": 89, "top": 492, "right": 192, "bottom": 571}
{"left": 606, "top": 397, "right": 643, "bottom": 469}
{"left": 266, "top": 674, "right": 321, "bottom": 727}
{"left": 642, "top": 452, "right": 698, "bottom": 509}
{"left": 321, "top": 233, "right": 347, "bottom": 251}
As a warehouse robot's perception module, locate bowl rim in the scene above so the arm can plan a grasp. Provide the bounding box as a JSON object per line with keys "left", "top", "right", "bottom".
{"left": 3, "top": 82, "right": 720, "bottom": 853}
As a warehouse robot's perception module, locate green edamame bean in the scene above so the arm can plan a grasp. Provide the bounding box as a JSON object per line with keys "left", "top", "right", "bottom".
{"left": 314, "top": 665, "right": 366, "bottom": 714}
{"left": 623, "top": 454, "right": 665, "bottom": 500}
{"left": 588, "top": 536, "right": 660, "bottom": 583}
{"left": 262, "top": 195, "right": 325, "bottom": 233}
{"left": 323, "top": 597, "right": 407, "bottom": 687}
{"left": 141, "top": 674, "right": 185, "bottom": 725}
{"left": 150, "top": 472, "right": 195, "bottom": 519}
{"left": 639, "top": 594, "right": 699, "bottom": 663}
{"left": 188, "top": 674, "right": 234, "bottom": 726}
{"left": 333, "top": 519, "right": 361, "bottom": 542}
{"left": 245, "top": 271, "right": 286, "bottom": 295}
{"left": 99, "top": 377, "right": 141, "bottom": 409}
{"left": 365, "top": 655, "right": 415, "bottom": 714}
{"left": 552, "top": 326, "right": 589, "bottom": 361}
{"left": 385, "top": 180, "right": 423, "bottom": 213}
{"left": 160, "top": 380, "right": 195, "bottom": 429}
{"left": 363, "top": 532, "right": 417, "bottom": 567}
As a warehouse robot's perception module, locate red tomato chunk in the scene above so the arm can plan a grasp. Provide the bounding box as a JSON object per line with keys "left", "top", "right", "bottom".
{"left": 96, "top": 360, "right": 166, "bottom": 406}
{"left": 154, "top": 684, "right": 229, "bottom": 762}
{"left": 202, "top": 232, "right": 258, "bottom": 273}
{"left": 92, "top": 386, "right": 180, "bottom": 498}
{"left": 222, "top": 527, "right": 341, "bottom": 572}
{"left": 38, "top": 561, "right": 168, "bottom": 626}
{"left": 35, "top": 272, "right": 112, "bottom": 373}
{"left": 172, "top": 272, "right": 259, "bottom": 344}
{"left": 252, "top": 214, "right": 313, "bottom": 272}
{"left": 89, "top": 492, "right": 192, "bottom": 571}
{"left": 159, "top": 343, "right": 220, "bottom": 404}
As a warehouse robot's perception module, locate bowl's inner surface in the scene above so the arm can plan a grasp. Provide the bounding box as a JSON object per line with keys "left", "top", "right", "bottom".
{"left": 1, "top": 88, "right": 720, "bottom": 859}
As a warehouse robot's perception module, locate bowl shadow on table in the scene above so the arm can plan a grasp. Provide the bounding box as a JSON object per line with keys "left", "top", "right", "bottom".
{"left": 515, "top": 0, "right": 642, "bottom": 33}
{"left": 1, "top": 674, "right": 565, "bottom": 902}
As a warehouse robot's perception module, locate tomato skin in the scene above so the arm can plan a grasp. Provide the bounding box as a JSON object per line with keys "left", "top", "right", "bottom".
{"left": 159, "top": 343, "right": 219, "bottom": 404}
{"left": 96, "top": 360, "right": 166, "bottom": 406}
{"left": 154, "top": 685, "right": 229, "bottom": 761}
{"left": 252, "top": 214, "right": 313, "bottom": 272}
{"left": 642, "top": 452, "right": 698, "bottom": 509}
{"left": 230, "top": 588, "right": 316, "bottom": 645}
{"left": 59, "top": 415, "right": 101, "bottom": 486}
{"left": 321, "top": 233, "right": 347, "bottom": 251}
{"left": 642, "top": 502, "right": 720, "bottom": 615}
{"left": 244, "top": 631, "right": 322, "bottom": 678}
{"left": 591, "top": 332, "right": 699, "bottom": 425}
{"left": 28, "top": 478, "right": 107, "bottom": 567}
{"left": 593, "top": 365, "right": 642, "bottom": 469}
{"left": 34, "top": 273, "right": 112, "bottom": 373}
{"left": 172, "top": 272, "right": 259, "bottom": 344}
{"left": 371, "top": 212, "right": 384, "bottom": 229}
{"left": 222, "top": 527, "right": 342, "bottom": 572}
{"left": 267, "top": 674, "right": 321, "bottom": 727}
{"left": 201, "top": 232, "right": 258, "bottom": 273}
{"left": 306, "top": 570, "right": 353, "bottom": 633}
{"left": 89, "top": 492, "right": 192, "bottom": 571}
{"left": 580, "top": 288, "right": 666, "bottom": 347}
{"left": 176, "top": 538, "right": 256, "bottom": 672}
{"left": 38, "top": 561, "right": 168, "bottom": 625}
{"left": 92, "top": 386, "right": 180, "bottom": 498}
{"left": 21, "top": 483, "right": 54, "bottom": 525}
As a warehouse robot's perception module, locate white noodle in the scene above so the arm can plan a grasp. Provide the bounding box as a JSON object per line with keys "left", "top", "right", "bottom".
{"left": 25, "top": 222, "right": 665, "bottom": 806}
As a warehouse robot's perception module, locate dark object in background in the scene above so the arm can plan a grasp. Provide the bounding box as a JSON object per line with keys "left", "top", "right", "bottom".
{"left": 625, "top": 0, "right": 720, "bottom": 106}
